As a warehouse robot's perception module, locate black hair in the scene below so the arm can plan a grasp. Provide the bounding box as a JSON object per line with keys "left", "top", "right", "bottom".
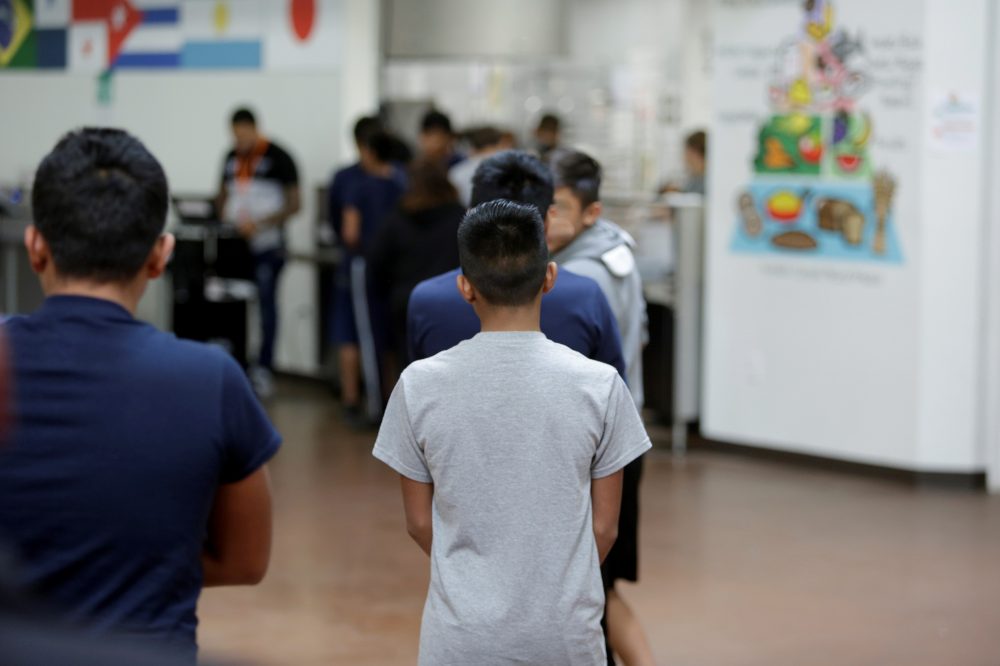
{"left": 463, "top": 126, "right": 503, "bottom": 151}
{"left": 686, "top": 130, "right": 707, "bottom": 158}
{"left": 470, "top": 151, "right": 554, "bottom": 218}
{"left": 537, "top": 113, "right": 561, "bottom": 133}
{"left": 31, "top": 128, "right": 168, "bottom": 282}
{"left": 421, "top": 110, "right": 453, "bottom": 135}
{"left": 458, "top": 200, "right": 548, "bottom": 307}
{"left": 553, "top": 150, "right": 602, "bottom": 208}
{"left": 364, "top": 130, "right": 398, "bottom": 164}
{"left": 353, "top": 115, "right": 383, "bottom": 143}
{"left": 231, "top": 107, "right": 256, "bottom": 126}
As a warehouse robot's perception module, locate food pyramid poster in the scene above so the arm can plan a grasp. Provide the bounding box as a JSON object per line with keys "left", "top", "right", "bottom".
{"left": 732, "top": 0, "right": 902, "bottom": 264}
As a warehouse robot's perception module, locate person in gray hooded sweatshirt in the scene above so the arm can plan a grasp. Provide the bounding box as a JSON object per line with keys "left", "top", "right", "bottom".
{"left": 548, "top": 150, "right": 654, "bottom": 666}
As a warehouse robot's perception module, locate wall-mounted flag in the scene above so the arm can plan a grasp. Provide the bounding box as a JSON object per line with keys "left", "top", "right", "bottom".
{"left": 265, "top": 0, "right": 339, "bottom": 71}
{"left": 180, "top": 0, "right": 262, "bottom": 69}
{"left": 0, "top": 0, "right": 33, "bottom": 68}
{"left": 115, "top": 1, "right": 181, "bottom": 68}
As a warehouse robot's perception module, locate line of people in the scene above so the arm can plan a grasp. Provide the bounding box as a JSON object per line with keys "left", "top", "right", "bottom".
{"left": 0, "top": 110, "right": 661, "bottom": 663}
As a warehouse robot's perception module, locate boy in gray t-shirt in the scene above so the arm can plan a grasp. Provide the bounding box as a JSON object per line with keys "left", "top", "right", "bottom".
{"left": 373, "top": 200, "right": 651, "bottom": 665}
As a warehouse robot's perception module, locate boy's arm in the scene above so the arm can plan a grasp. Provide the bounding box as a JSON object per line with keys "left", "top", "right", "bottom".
{"left": 341, "top": 206, "right": 362, "bottom": 250}
{"left": 401, "top": 476, "right": 434, "bottom": 556}
{"left": 202, "top": 466, "right": 273, "bottom": 586}
{"left": 591, "top": 470, "right": 623, "bottom": 563}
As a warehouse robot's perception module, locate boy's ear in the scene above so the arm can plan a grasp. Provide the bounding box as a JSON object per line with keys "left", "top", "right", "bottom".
{"left": 542, "top": 261, "right": 558, "bottom": 295}
{"left": 24, "top": 225, "right": 51, "bottom": 275}
{"left": 145, "top": 233, "right": 176, "bottom": 280}
{"left": 456, "top": 273, "right": 477, "bottom": 305}
{"left": 583, "top": 201, "right": 602, "bottom": 227}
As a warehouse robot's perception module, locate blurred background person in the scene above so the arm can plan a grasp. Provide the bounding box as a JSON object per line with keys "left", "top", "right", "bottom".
{"left": 548, "top": 150, "right": 653, "bottom": 666}
{"left": 658, "top": 129, "right": 707, "bottom": 196}
{"left": 497, "top": 129, "right": 518, "bottom": 151}
{"left": 534, "top": 112, "right": 564, "bottom": 164}
{"left": 0, "top": 328, "right": 7, "bottom": 441}
{"left": 328, "top": 124, "right": 407, "bottom": 426}
{"left": 215, "top": 108, "right": 301, "bottom": 398}
{"left": 449, "top": 126, "right": 504, "bottom": 207}
{"left": 407, "top": 150, "right": 626, "bottom": 383}
{"left": 418, "top": 109, "right": 463, "bottom": 168}
{"left": 368, "top": 157, "right": 465, "bottom": 375}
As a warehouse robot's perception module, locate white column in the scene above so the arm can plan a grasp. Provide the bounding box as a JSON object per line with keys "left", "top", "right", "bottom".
{"left": 983, "top": 0, "right": 1000, "bottom": 492}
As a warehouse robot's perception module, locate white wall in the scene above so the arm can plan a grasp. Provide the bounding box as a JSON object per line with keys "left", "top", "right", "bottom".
{"left": 915, "top": 0, "right": 991, "bottom": 470}
{"left": 703, "top": 0, "right": 992, "bottom": 472}
{"left": 983, "top": 0, "right": 1000, "bottom": 491}
{"left": 0, "top": 0, "right": 381, "bottom": 375}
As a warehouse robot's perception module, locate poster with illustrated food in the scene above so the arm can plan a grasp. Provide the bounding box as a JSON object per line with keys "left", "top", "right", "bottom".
{"left": 731, "top": 0, "right": 901, "bottom": 263}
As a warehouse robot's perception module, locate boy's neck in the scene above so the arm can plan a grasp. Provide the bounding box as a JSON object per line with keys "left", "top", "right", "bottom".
{"left": 477, "top": 304, "right": 542, "bottom": 333}
{"left": 42, "top": 276, "right": 145, "bottom": 315}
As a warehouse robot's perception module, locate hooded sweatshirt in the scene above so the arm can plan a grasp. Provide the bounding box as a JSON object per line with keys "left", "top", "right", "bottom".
{"left": 553, "top": 219, "right": 647, "bottom": 408}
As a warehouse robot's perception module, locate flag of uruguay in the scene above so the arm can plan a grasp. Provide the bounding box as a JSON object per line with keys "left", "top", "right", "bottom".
{"left": 114, "top": 1, "right": 181, "bottom": 69}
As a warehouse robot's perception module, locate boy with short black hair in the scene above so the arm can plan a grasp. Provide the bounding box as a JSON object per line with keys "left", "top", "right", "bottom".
{"left": 407, "top": 151, "right": 626, "bottom": 377}
{"left": 374, "top": 199, "right": 650, "bottom": 665}
{"left": 0, "top": 128, "right": 279, "bottom": 662}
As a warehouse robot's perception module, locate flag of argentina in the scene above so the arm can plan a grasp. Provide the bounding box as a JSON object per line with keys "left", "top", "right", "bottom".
{"left": 115, "top": 1, "right": 181, "bottom": 69}
{"left": 180, "top": 0, "right": 263, "bottom": 70}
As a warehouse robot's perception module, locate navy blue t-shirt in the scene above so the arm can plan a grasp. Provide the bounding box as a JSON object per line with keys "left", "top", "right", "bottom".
{"left": 407, "top": 268, "right": 627, "bottom": 378}
{"left": 328, "top": 162, "right": 407, "bottom": 259}
{"left": 0, "top": 296, "right": 281, "bottom": 660}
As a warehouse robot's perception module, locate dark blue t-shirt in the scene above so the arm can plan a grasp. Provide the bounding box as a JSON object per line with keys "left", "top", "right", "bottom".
{"left": 407, "top": 268, "right": 627, "bottom": 378}
{"left": 0, "top": 296, "right": 281, "bottom": 660}
{"left": 328, "top": 162, "right": 407, "bottom": 260}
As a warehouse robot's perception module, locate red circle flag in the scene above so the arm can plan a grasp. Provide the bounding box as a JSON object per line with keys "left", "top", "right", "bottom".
{"left": 289, "top": 0, "right": 315, "bottom": 42}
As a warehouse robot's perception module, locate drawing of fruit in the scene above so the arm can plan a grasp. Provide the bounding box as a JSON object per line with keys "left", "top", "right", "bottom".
{"left": 762, "top": 137, "right": 796, "bottom": 169}
{"left": 833, "top": 112, "right": 849, "bottom": 144}
{"left": 780, "top": 113, "right": 814, "bottom": 136}
{"left": 766, "top": 191, "right": 803, "bottom": 222}
{"left": 850, "top": 113, "right": 872, "bottom": 147}
{"left": 836, "top": 154, "right": 863, "bottom": 172}
{"left": 799, "top": 135, "right": 823, "bottom": 163}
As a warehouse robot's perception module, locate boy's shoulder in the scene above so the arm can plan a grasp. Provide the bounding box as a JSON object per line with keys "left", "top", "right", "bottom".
{"left": 410, "top": 269, "right": 462, "bottom": 303}
{"left": 541, "top": 338, "right": 621, "bottom": 381}
{"left": 405, "top": 335, "right": 617, "bottom": 384}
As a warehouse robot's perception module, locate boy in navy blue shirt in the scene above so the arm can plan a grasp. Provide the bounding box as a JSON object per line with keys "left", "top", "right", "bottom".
{"left": 407, "top": 151, "right": 625, "bottom": 377}
{"left": 328, "top": 117, "right": 407, "bottom": 424}
{"left": 0, "top": 129, "right": 280, "bottom": 662}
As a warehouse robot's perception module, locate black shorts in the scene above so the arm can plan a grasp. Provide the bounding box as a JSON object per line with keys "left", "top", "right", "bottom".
{"left": 602, "top": 454, "right": 644, "bottom": 587}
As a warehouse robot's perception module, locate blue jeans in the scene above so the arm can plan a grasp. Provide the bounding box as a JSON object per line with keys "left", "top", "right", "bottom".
{"left": 253, "top": 249, "right": 285, "bottom": 370}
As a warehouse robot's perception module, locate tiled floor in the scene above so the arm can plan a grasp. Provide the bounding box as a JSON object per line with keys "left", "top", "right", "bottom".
{"left": 197, "top": 382, "right": 1000, "bottom": 665}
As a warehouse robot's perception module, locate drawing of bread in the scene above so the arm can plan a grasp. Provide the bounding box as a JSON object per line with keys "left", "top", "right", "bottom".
{"left": 817, "top": 199, "right": 841, "bottom": 231}
{"left": 842, "top": 211, "right": 865, "bottom": 246}
{"left": 738, "top": 191, "right": 763, "bottom": 237}
{"left": 873, "top": 171, "right": 897, "bottom": 255}
{"left": 816, "top": 198, "right": 862, "bottom": 235}
{"left": 771, "top": 230, "right": 818, "bottom": 250}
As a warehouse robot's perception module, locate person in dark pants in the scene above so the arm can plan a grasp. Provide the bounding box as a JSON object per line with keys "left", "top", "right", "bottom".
{"left": 216, "top": 107, "right": 301, "bottom": 398}
{"left": 328, "top": 125, "right": 407, "bottom": 425}
{"left": 549, "top": 151, "right": 653, "bottom": 666}
{"left": 368, "top": 157, "right": 465, "bottom": 372}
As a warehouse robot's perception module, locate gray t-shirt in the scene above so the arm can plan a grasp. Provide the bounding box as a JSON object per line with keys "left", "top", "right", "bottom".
{"left": 373, "top": 332, "right": 651, "bottom": 665}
